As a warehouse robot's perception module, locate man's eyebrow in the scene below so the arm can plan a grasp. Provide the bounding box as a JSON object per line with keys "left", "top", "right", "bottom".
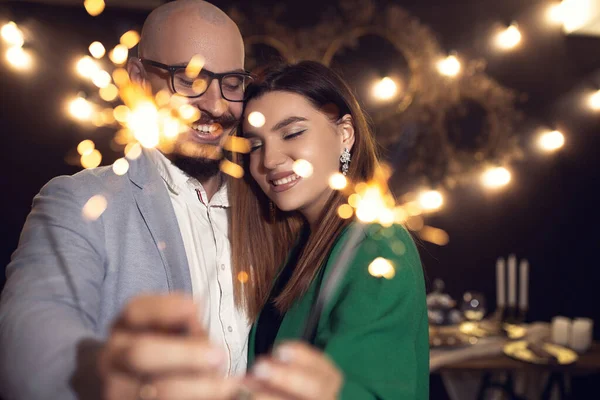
{"left": 271, "top": 116, "right": 308, "bottom": 131}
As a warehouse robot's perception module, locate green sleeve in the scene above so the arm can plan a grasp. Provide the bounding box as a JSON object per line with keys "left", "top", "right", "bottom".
{"left": 319, "top": 225, "right": 429, "bottom": 400}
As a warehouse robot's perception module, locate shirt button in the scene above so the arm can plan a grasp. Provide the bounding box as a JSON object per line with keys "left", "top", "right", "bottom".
{"left": 221, "top": 264, "right": 225, "bottom": 271}
{"left": 228, "top": 326, "right": 233, "bottom": 332}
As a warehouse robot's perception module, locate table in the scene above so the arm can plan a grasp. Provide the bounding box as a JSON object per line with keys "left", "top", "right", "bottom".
{"left": 434, "top": 343, "right": 600, "bottom": 399}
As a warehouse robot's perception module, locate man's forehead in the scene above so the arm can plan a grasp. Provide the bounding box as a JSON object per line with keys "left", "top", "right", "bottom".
{"left": 146, "top": 22, "right": 244, "bottom": 70}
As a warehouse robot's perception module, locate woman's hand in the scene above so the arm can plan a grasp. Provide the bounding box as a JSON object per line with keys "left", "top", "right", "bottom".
{"left": 244, "top": 341, "right": 343, "bottom": 400}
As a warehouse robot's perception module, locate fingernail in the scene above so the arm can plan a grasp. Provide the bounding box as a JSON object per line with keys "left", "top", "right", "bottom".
{"left": 274, "top": 345, "right": 293, "bottom": 363}
{"left": 252, "top": 361, "right": 270, "bottom": 379}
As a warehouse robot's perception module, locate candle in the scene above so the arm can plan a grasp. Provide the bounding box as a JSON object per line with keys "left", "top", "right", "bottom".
{"left": 570, "top": 318, "right": 593, "bottom": 353}
{"left": 551, "top": 316, "right": 571, "bottom": 346}
{"left": 519, "top": 259, "right": 529, "bottom": 311}
{"left": 496, "top": 258, "right": 506, "bottom": 308}
{"left": 508, "top": 254, "right": 517, "bottom": 307}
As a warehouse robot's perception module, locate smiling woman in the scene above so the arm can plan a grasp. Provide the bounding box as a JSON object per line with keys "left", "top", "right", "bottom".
{"left": 229, "top": 61, "right": 428, "bottom": 400}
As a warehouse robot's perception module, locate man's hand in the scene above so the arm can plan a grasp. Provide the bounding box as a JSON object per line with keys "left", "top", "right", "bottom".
{"left": 98, "top": 294, "right": 242, "bottom": 400}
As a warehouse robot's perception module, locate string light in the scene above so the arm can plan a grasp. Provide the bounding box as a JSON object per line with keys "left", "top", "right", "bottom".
{"left": 372, "top": 77, "right": 397, "bottom": 100}
{"left": 481, "top": 166, "right": 511, "bottom": 189}
{"left": 5, "top": 46, "right": 32, "bottom": 70}
{"left": 538, "top": 130, "right": 565, "bottom": 152}
{"left": 437, "top": 55, "right": 461, "bottom": 77}
{"left": 496, "top": 23, "right": 522, "bottom": 50}
{"left": 547, "top": 2, "right": 564, "bottom": 24}
{"left": 1, "top": 22, "right": 24, "bottom": 47}
{"left": 368, "top": 257, "right": 396, "bottom": 279}
{"left": 589, "top": 90, "right": 600, "bottom": 110}
{"left": 560, "top": 0, "right": 593, "bottom": 33}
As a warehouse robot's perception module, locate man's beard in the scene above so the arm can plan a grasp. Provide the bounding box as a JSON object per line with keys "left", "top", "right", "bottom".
{"left": 169, "top": 153, "right": 221, "bottom": 182}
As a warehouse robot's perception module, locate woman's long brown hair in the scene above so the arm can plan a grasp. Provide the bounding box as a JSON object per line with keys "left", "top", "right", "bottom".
{"left": 229, "top": 61, "right": 379, "bottom": 320}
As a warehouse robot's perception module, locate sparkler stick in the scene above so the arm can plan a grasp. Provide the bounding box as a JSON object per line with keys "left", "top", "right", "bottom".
{"left": 301, "top": 222, "right": 367, "bottom": 342}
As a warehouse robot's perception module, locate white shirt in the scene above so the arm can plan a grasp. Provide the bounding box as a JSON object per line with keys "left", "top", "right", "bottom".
{"left": 149, "top": 149, "right": 249, "bottom": 376}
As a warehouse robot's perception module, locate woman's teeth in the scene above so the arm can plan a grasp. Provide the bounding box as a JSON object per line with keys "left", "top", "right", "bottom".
{"left": 272, "top": 174, "right": 300, "bottom": 186}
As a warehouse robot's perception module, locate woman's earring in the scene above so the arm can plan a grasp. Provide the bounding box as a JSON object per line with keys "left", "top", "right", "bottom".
{"left": 340, "top": 148, "right": 351, "bottom": 176}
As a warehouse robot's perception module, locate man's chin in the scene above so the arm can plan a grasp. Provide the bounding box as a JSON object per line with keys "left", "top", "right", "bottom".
{"left": 168, "top": 152, "right": 221, "bottom": 181}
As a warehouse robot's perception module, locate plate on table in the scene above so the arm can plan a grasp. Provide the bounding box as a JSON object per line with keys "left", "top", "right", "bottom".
{"left": 503, "top": 340, "right": 578, "bottom": 365}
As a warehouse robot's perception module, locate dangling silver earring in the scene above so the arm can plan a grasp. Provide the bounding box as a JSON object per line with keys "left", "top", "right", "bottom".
{"left": 340, "top": 148, "right": 351, "bottom": 175}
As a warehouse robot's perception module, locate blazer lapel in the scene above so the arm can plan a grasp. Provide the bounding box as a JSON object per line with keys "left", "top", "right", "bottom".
{"left": 128, "top": 150, "right": 193, "bottom": 294}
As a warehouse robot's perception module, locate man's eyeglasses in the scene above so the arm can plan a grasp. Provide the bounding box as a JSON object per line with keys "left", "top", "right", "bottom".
{"left": 140, "top": 58, "right": 254, "bottom": 102}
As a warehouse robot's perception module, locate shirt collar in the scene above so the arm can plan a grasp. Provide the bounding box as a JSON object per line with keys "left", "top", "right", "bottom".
{"left": 148, "top": 149, "right": 229, "bottom": 207}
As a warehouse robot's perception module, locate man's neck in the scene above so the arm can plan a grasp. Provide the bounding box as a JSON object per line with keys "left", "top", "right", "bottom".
{"left": 199, "top": 173, "right": 222, "bottom": 202}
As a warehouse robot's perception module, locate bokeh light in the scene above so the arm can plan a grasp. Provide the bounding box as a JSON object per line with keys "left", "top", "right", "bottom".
{"left": 496, "top": 23, "right": 522, "bottom": 50}
{"left": 481, "top": 166, "right": 511, "bottom": 189}
{"left": 112, "top": 158, "right": 130, "bottom": 175}
{"left": 69, "top": 97, "right": 93, "bottom": 121}
{"left": 120, "top": 30, "right": 140, "bottom": 49}
{"left": 5, "top": 47, "right": 32, "bottom": 70}
{"left": 81, "top": 149, "right": 102, "bottom": 169}
{"left": 329, "top": 173, "right": 348, "bottom": 190}
{"left": 368, "top": 257, "right": 396, "bottom": 279}
{"left": 88, "top": 41, "right": 105, "bottom": 59}
{"left": 538, "top": 130, "right": 565, "bottom": 152}
{"left": 84, "top": 0, "right": 105, "bottom": 17}
{"left": 82, "top": 194, "right": 107, "bottom": 221}
{"left": 293, "top": 159, "right": 313, "bottom": 178}
{"left": 77, "top": 139, "right": 95, "bottom": 156}
{"left": 437, "top": 55, "right": 461, "bottom": 77}
{"left": 417, "top": 190, "right": 444, "bottom": 211}
{"left": 372, "top": 77, "right": 397, "bottom": 100}
{"left": 248, "top": 111, "right": 266, "bottom": 128}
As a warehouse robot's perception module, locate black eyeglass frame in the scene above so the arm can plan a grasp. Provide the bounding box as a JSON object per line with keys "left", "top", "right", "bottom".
{"left": 139, "top": 58, "right": 254, "bottom": 102}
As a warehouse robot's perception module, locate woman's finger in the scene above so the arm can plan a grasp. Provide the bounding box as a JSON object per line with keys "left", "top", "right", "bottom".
{"left": 249, "top": 357, "right": 342, "bottom": 400}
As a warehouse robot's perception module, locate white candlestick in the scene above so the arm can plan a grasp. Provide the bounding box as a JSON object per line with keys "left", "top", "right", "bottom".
{"left": 569, "top": 318, "right": 593, "bottom": 353}
{"left": 496, "top": 258, "right": 506, "bottom": 308}
{"left": 551, "top": 316, "right": 571, "bottom": 346}
{"left": 519, "top": 259, "right": 529, "bottom": 310}
{"left": 508, "top": 254, "right": 517, "bottom": 307}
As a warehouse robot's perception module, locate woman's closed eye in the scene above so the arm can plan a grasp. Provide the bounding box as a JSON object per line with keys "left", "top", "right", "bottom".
{"left": 283, "top": 129, "right": 307, "bottom": 140}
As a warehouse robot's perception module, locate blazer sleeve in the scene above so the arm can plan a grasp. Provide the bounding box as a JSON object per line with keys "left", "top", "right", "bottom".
{"left": 0, "top": 175, "right": 107, "bottom": 400}
{"left": 320, "top": 225, "right": 429, "bottom": 400}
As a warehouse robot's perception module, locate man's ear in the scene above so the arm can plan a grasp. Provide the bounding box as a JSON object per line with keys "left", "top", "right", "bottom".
{"left": 337, "top": 114, "right": 355, "bottom": 151}
{"left": 127, "top": 57, "right": 146, "bottom": 86}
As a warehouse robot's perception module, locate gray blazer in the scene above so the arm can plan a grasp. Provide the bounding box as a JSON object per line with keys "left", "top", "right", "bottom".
{"left": 0, "top": 150, "right": 193, "bottom": 399}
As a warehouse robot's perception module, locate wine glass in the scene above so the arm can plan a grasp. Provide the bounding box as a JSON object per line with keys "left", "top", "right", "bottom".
{"left": 460, "top": 291, "right": 487, "bottom": 322}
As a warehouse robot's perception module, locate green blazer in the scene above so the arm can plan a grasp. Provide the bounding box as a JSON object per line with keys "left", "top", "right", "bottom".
{"left": 248, "top": 224, "right": 429, "bottom": 399}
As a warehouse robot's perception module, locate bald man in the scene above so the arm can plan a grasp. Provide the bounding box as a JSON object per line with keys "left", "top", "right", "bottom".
{"left": 0, "top": 1, "right": 251, "bottom": 399}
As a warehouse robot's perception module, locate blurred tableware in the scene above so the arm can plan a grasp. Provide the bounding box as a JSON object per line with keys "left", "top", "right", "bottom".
{"left": 551, "top": 316, "right": 571, "bottom": 346}
{"left": 461, "top": 291, "right": 486, "bottom": 322}
{"left": 503, "top": 340, "right": 578, "bottom": 365}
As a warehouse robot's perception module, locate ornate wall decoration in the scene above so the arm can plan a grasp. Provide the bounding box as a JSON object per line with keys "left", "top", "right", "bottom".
{"left": 229, "top": 0, "right": 523, "bottom": 191}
